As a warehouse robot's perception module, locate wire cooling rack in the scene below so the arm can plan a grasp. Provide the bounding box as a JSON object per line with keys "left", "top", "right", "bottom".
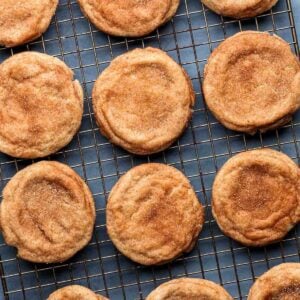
{"left": 0, "top": 0, "right": 299, "bottom": 299}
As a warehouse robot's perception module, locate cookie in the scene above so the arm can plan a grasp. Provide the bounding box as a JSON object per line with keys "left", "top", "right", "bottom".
{"left": 0, "top": 161, "right": 96, "bottom": 263}
{"left": 77, "top": 0, "right": 180, "bottom": 37}
{"left": 248, "top": 263, "right": 300, "bottom": 299}
{"left": 202, "top": 0, "right": 278, "bottom": 19}
{"left": 0, "top": 52, "right": 83, "bottom": 158}
{"left": 212, "top": 149, "right": 300, "bottom": 247}
{"left": 146, "top": 278, "right": 233, "bottom": 300}
{"left": 93, "top": 47, "right": 195, "bottom": 155}
{"left": 107, "top": 163, "right": 204, "bottom": 265}
{"left": 203, "top": 31, "right": 300, "bottom": 134}
{"left": 0, "top": 0, "right": 58, "bottom": 47}
{"left": 48, "top": 285, "right": 108, "bottom": 300}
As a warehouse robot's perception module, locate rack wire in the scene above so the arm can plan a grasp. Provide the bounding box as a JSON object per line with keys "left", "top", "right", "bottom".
{"left": 0, "top": 0, "right": 299, "bottom": 299}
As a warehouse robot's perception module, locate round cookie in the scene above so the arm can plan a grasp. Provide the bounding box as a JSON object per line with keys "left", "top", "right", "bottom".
{"left": 212, "top": 149, "right": 300, "bottom": 247}
{"left": 0, "top": 0, "right": 58, "bottom": 47}
{"left": 0, "top": 161, "right": 96, "bottom": 263}
{"left": 93, "top": 47, "right": 195, "bottom": 155}
{"left": 0, "top": 52, "right": 83, "bottom": 159}
{"left": 146, "top": 278, "right": 233, "bottom": 300}
{"left": 201, "top": 0, "right": 278, "bottom": 19}
{"left": 106, "top": 163, "right": 204, "bottom": 265}
{"left": 248, "top": 263, "right": 300, "bottom": 299}
{"left": 48, "top": 285, "right": 108, "bottom": 300}
{"left": 203, "top": 31, "right": 300, "bottom": 134}
{"left": 77, "top": 0, "right": 180, "bottom": 37}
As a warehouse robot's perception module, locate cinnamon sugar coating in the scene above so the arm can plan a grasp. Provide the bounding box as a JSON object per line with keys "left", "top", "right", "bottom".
{"left": 0, "top": 161, "right": 96, "bottom": 263}
{"left": 0, "top": 52, "right": 83, "bottom": 158}
{"left": 0, "top": 0, "right": 58, "bottom": 47}
{"left": 77, "top": 0, "right": 179, "bottom": 37}
{"left": 93, "top": 47, "right": 195, "bottom": 155}
{"left": 107, "top": 163, "right": 204, "bottom": 265}
{"left": 203, "top": 31, "right": 300, "bottom": 134}
{"left": 212, "top": 149, "right": 300, "bottom": 246}
{"left": 248, "top": 263, "right": 300, "bottom": 299}
{"left": 146, "top": 278, "right": 233, "bottom": 299}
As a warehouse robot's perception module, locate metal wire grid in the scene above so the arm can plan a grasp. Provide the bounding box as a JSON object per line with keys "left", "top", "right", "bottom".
{"left": 0, "top": 0, "right": 299, "bottom": 299}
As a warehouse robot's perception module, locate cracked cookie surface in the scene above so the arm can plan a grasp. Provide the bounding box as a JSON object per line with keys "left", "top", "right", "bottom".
{"left": 203, "top": 31, "right": 300, "bottom": 134}
{"left": 248, "top": 263, "right": 300, "bottom": 299}
{"left": 212, "top": 149, "right": 300, "bottom": 247}
{"left": 0, "top": 52, "right": 83, "bottom": 158}
{"left": 107, "top": 163, "right": 204, "bottom": 265}
{"left": 146, "top": 278, "right": 233, "bottom": 299}
{"left": 0, "top": 0, "right": 58, "bottom": 47}
{"left": 0, "top": 161, "right": 96, "bottom": 263}
{"left": 77, "top": 0, "right": 179, "bottom": 37}
{"left": 93, "top": 47, "right": 195, "bottom": 155}
{"left": 48, "top": 285, "right": 108, "bottom": 300}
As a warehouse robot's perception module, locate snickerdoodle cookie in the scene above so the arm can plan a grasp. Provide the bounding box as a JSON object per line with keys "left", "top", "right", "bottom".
{"left": 203, "top": 31, "right": 300, "bottom": 134}
{"left": 77, "top": 0, "right": 180, "bottom": 37}
{"left": 202, "top": 0, "right": 278, "bottom": 19}
{"left": 93, "top": 47, "right": 195, "bottom": 155}
{"left": 248, "top": 263, "right": 300, "bottom": 299}
{"left": 0, "top": 52, "right": 83, "bottom": 158}
{"left": 212, "top": 149, "right": 300, "bottom": 247}
{"left": 146, "top": 278, "right": 233, "bottom": 300}
{"left": 107, "top": 163, "right": 204, "bottom": 265}
{"left": 0, "top": 0, "right": 58, "bottom": 47}
{"left": 0, "top": 161, "right": 95, "bottom": 263}
{"left": 48, "top": 285, "right": 108, "bottom": 300}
